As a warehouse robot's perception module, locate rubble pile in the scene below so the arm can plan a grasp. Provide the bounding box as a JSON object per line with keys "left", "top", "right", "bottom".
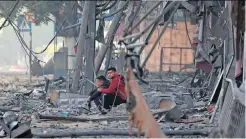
{"left": 0, "top": 71, "right": 218, "bottom": 138}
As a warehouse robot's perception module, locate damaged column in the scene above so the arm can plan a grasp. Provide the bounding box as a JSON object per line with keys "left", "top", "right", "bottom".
{"left": 83, "top": 1, "right": 96, "bottom": 95}
{"left": 94, "top": 1, "right": 128, "bottom": 74}
{"left": 71, "top": 1, "right": 94, "bottom": 93}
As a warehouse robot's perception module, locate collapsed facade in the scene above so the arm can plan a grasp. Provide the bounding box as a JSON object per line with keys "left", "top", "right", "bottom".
{"left": 0, "top": 0, "right": 244, "bottom": 138}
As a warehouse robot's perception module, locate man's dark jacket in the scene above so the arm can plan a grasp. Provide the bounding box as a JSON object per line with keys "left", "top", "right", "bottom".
{"left": 89, "top": 79, "right": 110, "bottom": 100}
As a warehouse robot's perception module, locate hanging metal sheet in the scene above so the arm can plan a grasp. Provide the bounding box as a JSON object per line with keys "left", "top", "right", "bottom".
{"left": 209, "top": 6, "right": 230, "bottom": 47}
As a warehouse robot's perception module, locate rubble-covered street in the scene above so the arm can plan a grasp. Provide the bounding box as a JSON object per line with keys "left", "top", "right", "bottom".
{"left": 0, "top": 72, "right": 219, "bottom": 138}
{"left": 0, "top": 0, "right": 245, "bottom": 138}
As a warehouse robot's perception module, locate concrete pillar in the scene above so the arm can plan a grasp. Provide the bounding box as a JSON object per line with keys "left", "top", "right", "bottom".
{"left": 84, "top": 1, "right": 96, "bottom": 95}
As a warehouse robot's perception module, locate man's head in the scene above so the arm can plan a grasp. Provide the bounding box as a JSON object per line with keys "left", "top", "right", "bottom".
{"left": 96, "top": 75, "right": 106, "bottom": 87}
{"left": 107, "top": 67, "right": 117, "bottom": 79}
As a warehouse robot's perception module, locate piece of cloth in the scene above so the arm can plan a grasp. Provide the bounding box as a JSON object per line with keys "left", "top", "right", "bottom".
{"left": 74, "top": 45, "right": 78, "bottom": 53}
{"left": 100, "top": 74, "right": 127, "bottom": 101}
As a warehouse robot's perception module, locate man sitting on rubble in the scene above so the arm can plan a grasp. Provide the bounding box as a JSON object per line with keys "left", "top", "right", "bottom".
{"left": 87, "top": 75, "right": 110, "bottom": 114}
{"left": 98, "top": 67, "right": 127, "bottom": 109}
{"left": 87, "top": 67, "right": 127, "bottom": 114}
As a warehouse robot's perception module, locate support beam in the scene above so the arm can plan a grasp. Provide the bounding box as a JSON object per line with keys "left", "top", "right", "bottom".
{"left": 124, "top": 1, "right": 176, "bottom": 45}
{"left": 29, "top": 30, "right": 32, "bottom": 83}
{"left": 84, "top": 1, "right": 96, "bottom": 95}
{"left": 33, "top": 129, "right": 209, "bottom": 138}
{"left": 123, "top": 1, "right": 142, "bottom": 35}
{"left": 63, "top": 23, "right": 80, "bottom": 31}
{"left": 139, "top": 5, "right": 148, "bottom": 66}
{"left": 219, "top": 1, "right": 229, "bottom": 112}
{"left": 71, "top": 1, "right": 93, "bottom": 93}
{"left": 140, "top": 3, "right": 180, "bottom": 68}
{"left": 180, "top": 1, "right": 197, "bottom": 13}
{"left": 126, "top": 42, "right": 147, "bottom": 49}
{"left": 127, "top": 1, "right": 162, "bottom": 34}
{"left": 94, "top": 1, "right": 128, "bottom": 74}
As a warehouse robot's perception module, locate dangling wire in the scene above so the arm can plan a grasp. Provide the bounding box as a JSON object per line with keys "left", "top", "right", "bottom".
{"left": 156, "top": 3, "right": 161, "bottom": 49}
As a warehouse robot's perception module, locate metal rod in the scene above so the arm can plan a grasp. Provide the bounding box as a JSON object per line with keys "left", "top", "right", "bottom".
{"left": 138, "top": 20, "right": 159, "bottom": 55}
{"left": 123, "top": 1, "right": 142, "bottom": 35}
{"left": 160, "top": 47, "right": 164, "bottom": 71}
{"left": 97, "top": 0, "right": 129, "bottom": 20}
{"left": 129, "top": 1, "right": 176, "bottom": 45}
{"left": 121, "top": 32, "right": 142, "bottom": 41}
{"left": 180, "top": 49, "right": 182, "bottom": 71}
{"left": 209, "top": 97, "right": 220, "bottom": 124}
{"left": 29, "top": 25, "right": 32, "bottom": 83}
{"left": 95, "top": 1, "right": 112, "bottom": 15}
{"left": 63, "top": 23, "right": 80, "bottom": 30}
{"left": 83, "top": 77, "right": 97, "bottom": 87}
{"left": 219, "top": 2, "right": 229, "bottom": 114}
{"left": 33, "top": 129, "right": 209, "bottom": 138}
{"left": 162, "top": 63, "right": 192, "bottom": 66}
{"left": 96, "top": 1, "right": 109, "bottom": 7}
{"left": 126, "top": 42, "right": 146, "bottom": 49}
{"left": 142, "top": 21, "right": 159, "bottom": 47}
{"left": 208, "top": 69, "right": 224, "bottom": 106}
{"left": 128, "top": 1, "right": 163, "bottom": 34}
{"left": 180, "top": 1, "right": 197, "bottom": 13}
{"left": 141, "top": 3, "right": 180, "bottom": 68}
{"left": 39, "top": 114, "right": 128, "bottom": 122}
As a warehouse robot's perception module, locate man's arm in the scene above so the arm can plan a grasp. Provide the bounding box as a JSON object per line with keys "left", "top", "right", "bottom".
{"left": 90, "top": 91, "right": 102, "bottom": 101}
{"left": 89, "top": 88, "right": 97, "bottom": 96}
{"left": 100, "top": 79, "right": 119, "bottom": 93}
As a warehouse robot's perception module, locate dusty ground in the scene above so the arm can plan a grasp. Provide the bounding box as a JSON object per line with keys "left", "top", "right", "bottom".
{"left": 0, "top": 71, "right": 219, "bottom": 138}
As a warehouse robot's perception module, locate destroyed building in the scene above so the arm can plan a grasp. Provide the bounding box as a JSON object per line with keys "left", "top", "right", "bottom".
{"left": 0, "top": 0, "right": 245, "bottom": 138}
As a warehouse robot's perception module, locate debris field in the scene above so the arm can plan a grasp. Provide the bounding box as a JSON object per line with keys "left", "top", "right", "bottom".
{"left": 0, "top": 72, "right": 218, "bottom": 138}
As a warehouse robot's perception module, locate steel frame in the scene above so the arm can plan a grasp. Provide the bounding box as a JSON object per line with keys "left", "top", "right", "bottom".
{"left": 141, "top": 3, "right": 180, "bottom": 67}
{"left": 126, "top": 1, "right": 163, "bottom": 35}
{"left": 159, "top": 47, "right": 194, "bottom": 72}
{"left": 122, "top": 1, "right": 177, "bottom": 45}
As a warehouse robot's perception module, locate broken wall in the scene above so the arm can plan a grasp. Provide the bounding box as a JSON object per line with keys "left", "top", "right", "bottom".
{"left": 144, "top": 21, "right": 196, "bottom": 72}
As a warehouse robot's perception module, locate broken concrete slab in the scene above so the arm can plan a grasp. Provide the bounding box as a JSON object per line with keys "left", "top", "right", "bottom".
{"left": 11, "top": 123, "right": 32, "bottom": 138}
{"left": 3, "top": 111, "right": 18, "bottom": 125}
{"left": 0, "top": 116, "right": 10, "bottom": 137}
